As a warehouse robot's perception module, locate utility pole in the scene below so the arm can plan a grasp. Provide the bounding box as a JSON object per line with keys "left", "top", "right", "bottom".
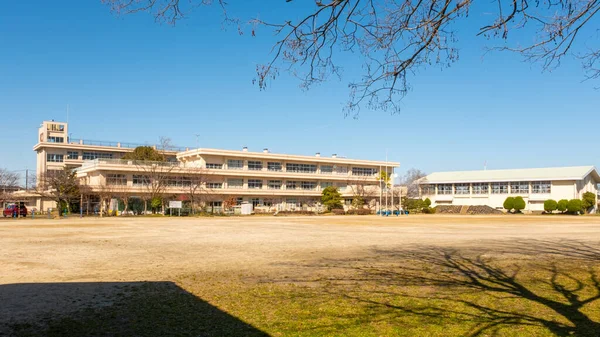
{"left": 379, "top": 165, "right": 382, "bottom": 215}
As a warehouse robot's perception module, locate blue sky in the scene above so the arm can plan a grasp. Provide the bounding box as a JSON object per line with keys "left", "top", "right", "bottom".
{"left": 1, "top": 0, "right": 599, "bottom": 184}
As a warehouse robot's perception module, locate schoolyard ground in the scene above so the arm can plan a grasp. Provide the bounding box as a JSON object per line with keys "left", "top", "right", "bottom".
{"left": 1, "top": 215, "right": 599, "bottom": 336}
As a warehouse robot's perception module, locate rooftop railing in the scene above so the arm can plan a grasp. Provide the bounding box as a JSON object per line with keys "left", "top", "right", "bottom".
{"left": 64, "top": 139, "right": 189, "bottom": 152}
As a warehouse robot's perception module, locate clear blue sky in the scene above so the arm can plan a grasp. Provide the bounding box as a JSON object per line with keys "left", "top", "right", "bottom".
{"left": 1, "top": 0, "right": 599, "bottom": 184}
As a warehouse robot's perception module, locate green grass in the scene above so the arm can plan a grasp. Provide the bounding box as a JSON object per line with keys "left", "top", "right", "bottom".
{"left": 4, "top": 245, "right": 600, "bottom": 337}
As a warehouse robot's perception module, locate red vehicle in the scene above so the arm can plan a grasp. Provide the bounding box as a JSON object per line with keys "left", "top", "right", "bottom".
{"left": 3, "top": 204, "right": 28, "bottom": 217}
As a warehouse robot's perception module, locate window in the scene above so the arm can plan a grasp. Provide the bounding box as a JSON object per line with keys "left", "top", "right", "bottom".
{"left": 421, "top": 184, "right": 436, "bottom": 195}
{"left": 228, "top": 179, "right": 243, "bottom": 189}
{"left": 320, "top": 165, "right": 333, "bottom": 174}
{"left": 268, "top": 180, "right": 282, "bottom": 189}
{"left": 268, "top": 162, "right": 282, "bottom": 171}
{"left": 301, "top": 181, "right": 316, "bottom": 190}
{"left": 83, "top": 152, "right": 113, "bottom": 160}
{"left": 251, "top": 198, "right": 261, "bottom": 207}
{"left": 47, "top": 136, "right": 64, "bottom": 143}
{"left": 166, "top": 176, "right": 192, "bottom": 187}
{"left": 352, "top": 167, "right": 378, "bottom": 176}
{"left": 472, "top": 183, "right": 489, "bottom": 195}
{"left": 320, "top": 182, "right": 334, "bottom": 189}
{"left": 248, "top": 179, "right": 263, "bottom": 189}
{"left": 67, "top": 151, "right": 79, "bottom": 160}
{"left": 133, "top": 175, "right": 150, "bottom": 186}
{"left": 532, "top": 181, "right": 551, "bottom": 194}
{"left": 336, "top": 183, "right": 347, "bottom": 192}
{"left": 207, "top": 182, "right": 223, "bottom": 189}
{"left": 455, "top": 183, "right": 470, "bottom": 195}
{"left": 511, "top": 181, "right": 529, "bottom": 194}
{"left": 437, "top": 184, "right": 452, "bottom": 195}
{"left": 286, "top": 198, "right": 300, "bottom": 207}
{"left": 206, "top": 163, "right": 222, "bottom": 169}
{"left": 263, "top": 200, "right": 273, "bottom": 207}
{"left": 345, "top": 199, "right": 353, "bottom": 206}
{"left": 236, "top": 197, "right": 243, "bottom": 205}
{"left": 248, "top": 160, "right": 263, "bottom": 171}
{"left": 46, "top": 154, "right": 64, "bottom": 162}
{"left": 286, "top": 163, "right": 317, "bottom": 173}
{"left": 107, "top": 174, "right": 127, "bottom": 185}
{"left": 335, "top": 166, "right": 348, "bottom": 175}
{"left": 491, "top": 182, "right": 509, "bottom": 194}
{"left": 286, "top": 181, "right": 298, "bottom": 189}
{"left": 227, "top": 159, "right": 243, "bottom": 170}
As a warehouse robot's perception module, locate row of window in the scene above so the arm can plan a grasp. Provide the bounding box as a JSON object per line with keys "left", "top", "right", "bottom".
{"left": 423, "top": 181, "right": 552, "bottom": 195}
{"left": 205, "top": 160, "right": 375, "bottom": 176}
{"left": 47, "top": 136, "right": 64, "bottom": 143}
{"left": 48, "top": 151, "right": 114, "bottom": 161}
{"left": 109, "top": 175, "right": 346, "bottom": 191}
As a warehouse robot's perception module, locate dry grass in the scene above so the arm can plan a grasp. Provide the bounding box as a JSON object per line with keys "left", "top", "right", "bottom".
{"left": 1, "top": 215, "right": 599, "bottom": 336}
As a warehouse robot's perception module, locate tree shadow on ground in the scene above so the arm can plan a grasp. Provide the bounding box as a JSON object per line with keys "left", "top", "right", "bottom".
{"left": 266, "top": 239, "right": 600, "bottom": 336}
{"left": 0, "top": 281, "right": 269, "bottom": 337}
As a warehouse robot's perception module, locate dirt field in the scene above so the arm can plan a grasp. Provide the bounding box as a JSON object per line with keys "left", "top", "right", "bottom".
{"left": 1, "top": 215, "right": 599, "bottom": 336}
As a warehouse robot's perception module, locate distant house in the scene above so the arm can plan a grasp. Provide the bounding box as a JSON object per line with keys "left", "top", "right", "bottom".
{"left": 417, "top": 166, "right": 600, "bottom": 213}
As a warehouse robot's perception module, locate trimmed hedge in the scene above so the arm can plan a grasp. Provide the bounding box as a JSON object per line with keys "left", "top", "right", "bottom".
{"left": 275, "top": 211, "right": 316, "bottom": 216}
{"left": 331, "top": 209, "right": 346, "bottom": 215}
{"left": 544, "top": 199, "right": 558, "bottom": 213}
{"left": 347, "top": 209, "right": 372, "bottom": 215}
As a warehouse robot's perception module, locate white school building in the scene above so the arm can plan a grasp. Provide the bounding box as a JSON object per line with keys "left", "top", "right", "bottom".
{"left": 418, "top": 166, "right": 600, "bottom": 212}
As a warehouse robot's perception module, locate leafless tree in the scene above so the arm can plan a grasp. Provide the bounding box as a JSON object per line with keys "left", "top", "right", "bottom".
{"left": 347, "top": 176, "right": 378, "bottom": 209}
{"left": 401, "top": 168, "right": 426, "bottom": 198}
{"left": 103, "top": 0, "right": 600, "bottom": 115}
{"left": 134, "top": 160, "right": 178, "bottom": 213}
{"left": 0, "top": 169, "right": 20, "bottom": 205}
{"left": 95, "top": 180, "right": 117, "bottom": 217}
{"left": 35, "top": 170, "right": 80, "bottom": 213}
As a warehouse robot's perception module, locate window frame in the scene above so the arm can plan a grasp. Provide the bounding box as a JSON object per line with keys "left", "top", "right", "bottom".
{"left": 247, "top": 179, "right": 263, "bottom": 189}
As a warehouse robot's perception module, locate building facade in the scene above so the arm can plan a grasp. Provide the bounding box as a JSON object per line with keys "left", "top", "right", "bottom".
{"left": 34, "top": 121, "right": 399, "bottom": 213}
{"left": 418, "top": 166, "right": 600, "bottom": 212}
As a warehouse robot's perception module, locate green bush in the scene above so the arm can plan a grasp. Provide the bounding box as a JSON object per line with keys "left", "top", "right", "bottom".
{"left": 503, "top": 197, "right": 515, "bottom": 211}
{"left": 543, "top": 199, "right": 558, "bottom": 213}
{"left": 422, "top": 207, "right": 436, "bottom": 214}
{"left": 557, "top": 199, "right": 569, "bottom": 213}
{"left": 513, "top": 196, "right": 526, "bottom": 213}
{"left": 567, "top": 199, "right": 583, "bottom": 214}
{"left": 321, "top": 186, "right": 343, "bottom": 211}
{"left": 424, "top": 198, "right": 432, "bottom": 207}
{"left": 582, "top": 192, "right": 596, "bottom": 213}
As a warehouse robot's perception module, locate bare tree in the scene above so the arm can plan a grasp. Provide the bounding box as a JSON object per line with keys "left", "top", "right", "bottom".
{"left": 184, "top": 167, "right": 212, "bottom": 215}
{"left": 401, "top": 168, "right": 427, "bottom": 198}
{"left": 95, "top": 180, "right": 117, "bottom": 217}
{"left": 35, "top": 170, "right": 80, "bottom": 214}
{"left": 347, "top": 176, "right": 378, "bottom": 210}
{"left": 103, "top": 0, "right": 600, "bottom": 115}
{"left": 0, "top": 169, "right": 20, "bottom": 205}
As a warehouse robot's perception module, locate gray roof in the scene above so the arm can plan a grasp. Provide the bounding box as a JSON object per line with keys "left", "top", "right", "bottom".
{"left": 419, "top": 166, "right": 600, "bottom": 184}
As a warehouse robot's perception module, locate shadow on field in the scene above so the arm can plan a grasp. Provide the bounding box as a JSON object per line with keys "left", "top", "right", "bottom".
{"left": 270, "top": 239, "right": 600, "bottom": 336}
{"left": 0, "top": 281, "right": 269, "bottom": 337}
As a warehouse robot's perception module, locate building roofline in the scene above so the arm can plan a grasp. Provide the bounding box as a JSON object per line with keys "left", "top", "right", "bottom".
{"left": 177, "top": 148, "right": 399, "bottom": 167}
{"left": 417, "top": 166, "right": 600, "bottom": 184}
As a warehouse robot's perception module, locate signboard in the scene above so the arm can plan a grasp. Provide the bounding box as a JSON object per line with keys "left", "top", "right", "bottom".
{"left": 169, "top": 201, "right": 182, "bottom": 209}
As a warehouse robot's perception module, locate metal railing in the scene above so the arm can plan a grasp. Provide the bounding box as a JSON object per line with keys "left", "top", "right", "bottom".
{"left": 66, "top": 139, "right": 189, "bottom": 152}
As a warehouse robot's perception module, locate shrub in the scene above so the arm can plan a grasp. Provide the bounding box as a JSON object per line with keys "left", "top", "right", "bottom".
{"left": 582, "top": 192, "right": 596, "bottom": 213}
{"left": 347, "top": 209, "right": 371, "bottom": 215}
{"left": 331, "top": 209, "right": 345, "bottom": 215}
{"left": 424, "top": 198, "right": 432, "bottom": 207}
{"left": 503, "top": 197, "right": 515, "bottom": 212}
{"left": 321, "top": 186, "right": 343, "bottom": 210}
{"left": 557, "top": 199, "right": 569, "bottom": 213}
{"left": 543, "top": 199, "right": 558, "bottom": 213}
{"left": 513, "top": 196, "right": 526, "bottom": 213}
{"left": 567, "top": 199, "right": 583, "bottom": 214}
{"left": 422, "top": 207, "right": 436, "bottom": 214}
{"left": 275, "top": 211, "right": 315, "bottom": 216}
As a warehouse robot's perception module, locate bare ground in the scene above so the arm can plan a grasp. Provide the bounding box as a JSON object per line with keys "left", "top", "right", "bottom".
{"left": 1, "top": 215, "right": 599, "bottom": 336}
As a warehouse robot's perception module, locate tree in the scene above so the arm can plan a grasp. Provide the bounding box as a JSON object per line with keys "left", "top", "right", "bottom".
{"left": 567, "top": 199, "right": 583, "bottom": 214}
{"left": 35, "top": 170, "right": 80, "bottom": 214}
{"left": 424, "top": 198, "right": 432, "bottom": 207}
{"left": 557, "top": 199, "right": 569, "bottom": 213}
{"left": 581, "top": 192, "right": 596, "bottom": 213}
{"left": 122, "top": 146, "right": 165, "bottom": 161}
{"left": 544, "top": 199, "right": 558, "bottom": 213}
{"left": 401, "top": 169, "right": 427, "bottom": 198}
{"left": 0, "top": 168, "right": 20, "bottom": 204}
{"left": 103, "top": 0, "right": 600, "bottom": 115}
{"left": 513, "top": 196, "right": 526, "bottom": 213}
{"left": 184, "top": 167, "right": 211, "bottom": 215}
{"left": 347, "top": 176, "right": 378, "bottom": 210}
{"left": 321, "top": 186, "right": 343, "bottom": 211}
{"left": 503, "top": 197, "right": 515, "bottom": 212}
